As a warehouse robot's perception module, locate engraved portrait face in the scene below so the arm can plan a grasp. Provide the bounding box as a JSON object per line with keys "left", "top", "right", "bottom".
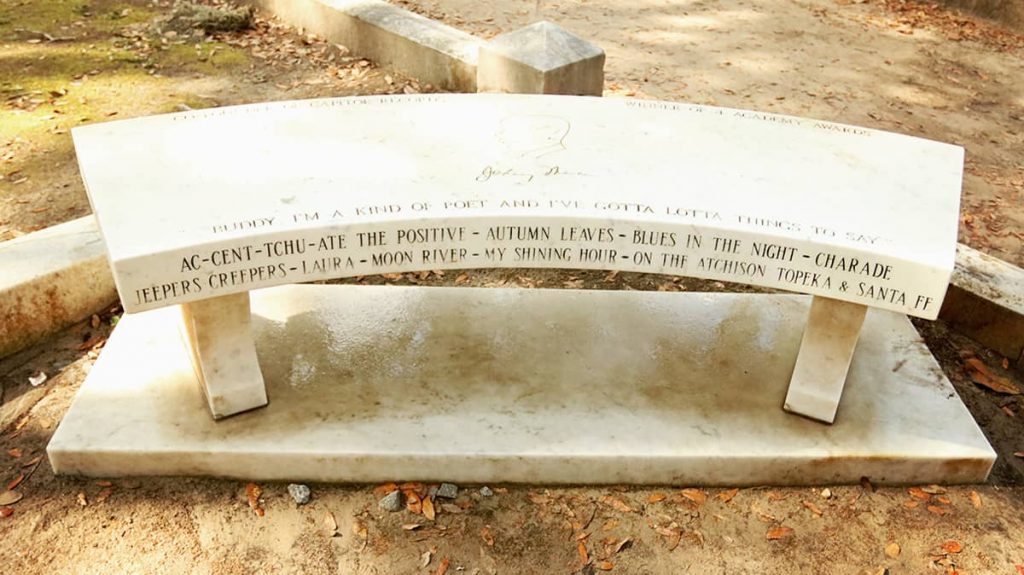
{"left": 496, "top": 115, "right": 570, "bottom": 159}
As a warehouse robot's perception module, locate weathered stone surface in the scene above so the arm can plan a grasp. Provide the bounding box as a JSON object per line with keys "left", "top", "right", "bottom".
{"left": 72, "top": 95, "right": 962, "bottom": 319}
{"left": 784, "top": 297, "right": 868, "bottom": 424}
{"left": 248, "top": 0, "right": 479, "bottom": 91}
{"left": 47, "top": 285, "right": 995, "bottom": 485}
{"left": 0, "top": 216, "right": 116, "bottom": 358}
{"left": 942, "top": 244, "right": 1024, "bottom": 372}
{"left": 477, "top": 21, "right": 604, "bottom": 95}
{"left": 179, "top": 292, "right": 267, "bottom": 419}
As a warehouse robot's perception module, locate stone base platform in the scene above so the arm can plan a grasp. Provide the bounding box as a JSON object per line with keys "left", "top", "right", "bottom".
{"left": 48, "top": 285, "right": 995, "bottom": 485}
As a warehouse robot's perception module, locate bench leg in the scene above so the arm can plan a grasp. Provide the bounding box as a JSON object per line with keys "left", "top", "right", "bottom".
{"left": 179, "top": 292, "right": 268, "bottom": 419}
{"left": 783, "top": 296, "right": 868, "bottom": 424}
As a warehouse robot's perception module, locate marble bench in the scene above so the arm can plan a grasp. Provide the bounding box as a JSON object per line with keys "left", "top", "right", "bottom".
{"left": 72, "top": 94, "right": 964, "bottom": 424}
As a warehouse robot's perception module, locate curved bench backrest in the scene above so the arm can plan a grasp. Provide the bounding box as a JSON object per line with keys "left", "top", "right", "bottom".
{"left": 73, "top": 94, "right": 963, "bottom": 318}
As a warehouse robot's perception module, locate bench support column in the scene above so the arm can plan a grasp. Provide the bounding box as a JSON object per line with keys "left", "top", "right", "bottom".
{"left": 783, "top": 296, "right": 868, "bottom": 424}
{"left": 179, "top": 292, "right": 268, "bottom": 419}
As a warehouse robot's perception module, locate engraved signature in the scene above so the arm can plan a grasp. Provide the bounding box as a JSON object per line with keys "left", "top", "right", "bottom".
{"left": 475, "top": 165, "right": 593, "bottom": 184}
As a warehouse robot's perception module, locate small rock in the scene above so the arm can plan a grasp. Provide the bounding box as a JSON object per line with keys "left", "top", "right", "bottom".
{"left": 479, "top": 486, "right": 494, "bottom": 497}
{"left": 820, "top": 488, "right": 832, "bottom": 499}
{"left": 435, "top": 483, "right": 458, "bottom": 499}
{"left": 288, "top": 483, "right": 311, "bottom": 505}
{"left": 379, "top": 489, "right": 404, "bottom": 512}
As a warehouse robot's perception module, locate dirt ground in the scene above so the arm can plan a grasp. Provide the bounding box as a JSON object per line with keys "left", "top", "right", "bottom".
{"left": 3, "top": 0, "right": 1024, "bottom": 573}
{"left": 2, "top": 269, "right": 1024, "bottom": 574}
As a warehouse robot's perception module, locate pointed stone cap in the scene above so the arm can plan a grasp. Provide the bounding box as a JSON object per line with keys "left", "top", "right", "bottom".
{"left": 477, "top": 21, "right": 605, "bottom": 96}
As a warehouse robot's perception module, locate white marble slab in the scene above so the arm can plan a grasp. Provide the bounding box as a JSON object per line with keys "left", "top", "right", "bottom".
{"left": 47, "top": 286, "right": 994, "bottom": 485}
{"left": 73, "top": 95, "right": 963, "bottom": 318}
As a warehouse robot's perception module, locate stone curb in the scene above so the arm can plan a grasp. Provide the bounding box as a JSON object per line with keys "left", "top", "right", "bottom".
{"left": 248, "top": 0, "right": 480, "bottom": 92}
{"left": 0, "top": 216, "right": 118, "bottom": 358}
{"left": 940, "top": 243, "right": 1024, "bottom": 371}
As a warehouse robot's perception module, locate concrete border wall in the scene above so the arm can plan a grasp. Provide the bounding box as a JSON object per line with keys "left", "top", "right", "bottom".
{"left": 0, "top": 216, "right": 117, "bottom": 357}
{"left": 249, "top": 0, "right": 480, "bottom": 91}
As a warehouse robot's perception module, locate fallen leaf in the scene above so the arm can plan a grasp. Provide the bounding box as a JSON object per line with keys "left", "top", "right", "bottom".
{"left": 885, "top": 542, "right": 901, "bottom": 558}
{"left": 717, "top": 488, "right": 739, "bottom": 503}
{"left": 402, "top": 523, "right": 423, "bottom": 531}
{"left": 601, "top": 495, "right": 633, "bottom": 513}
{"left": 22, "top": 456, "right": 42, "bottom": 468}
{"left": 964, "top": 358, "right": 1020, "bottom": 394}
{"left": 969, "top": 491, "right": 982, "bottom": 508}
{"left": 399, "top": 482, "right": 425, "bottom": 494}
{"left": 941, "top": 540, "right": 963, "bottom": 554}
{"left": 577, "top": 540, "right": 590, "bottom": 565}
{"left": 95, "top": 480, "right": 113, "bottom": 487}
{"left": 612, "top": 537, "right": 632, "bottom": 554}
{"left": 0, "top": 491, "right": 22, "bottom": 505}
{"left": 1015, "top": 564, "right": 1024, "bottom": 575}
{"left": 903, "top": 500, "right": 920, "bottom": 509}
{"left": 406, "top": 491, "right": 423, "bottom": 514}
{"left": 655, "top": 526, "right": 679, "bottom": 538}
{"left": 647, "top": 492, "right": 667, "bottom": 503}
{"left": 481, "top": 525, "right": 495, "bottom": 546}
{"left": 921, "top": 485, "right": 947, "bottom": 495}
{"left": 595, "top": 561, "right": 614, "bottom": 571}
{"left": 95, "top": 488, "right": 112, "bottom": 503}
{"left": 422, "top": 496, "right": 436, "bottom": 521}
{"left": 908, "top": 487, "right": 931, "bottom": 501}
{"left": 802, "top": 500, "right": 823, "bottom": 516}
{"left": 6, "top": 474, "right": 25, "bottom": 491}
{"left": 680, "top": 488, "right": 706, "bottom": 506}
{"left": 935, "top": 495, "right": 952, "bottom": 505}
{"left": 1014, "top": 451, "right": 1024, "bottom": 458}
{"left": 7, "top": 448, "right": 22, "bottom": 458}
{"left": 373, "top": 482, "right": 398, "bottom": 496}
{"left": 420, "top": 550, "right": 432, "bottom": 568}
{"left": 324, "top": 511, "right": 338, "bottom": 536}
{"left": 0, "top": 507, "right": 12, "bottom": 517}
{"left": 352, "top": 520, "right": 368, "bottom": 549}
{"left": 245, "top": 483, "right": 264, "bottom": 516}
{"left": 766, "top": 526, "right": 794, "bottom": 540}
{"left": 662, "top": 530, "right": 681, "bottom": 551}
{"left": 434, "top": 557, "right": 450, "bottom": 575}
{"left": 926, "top": 505, "right": 948, "bottom": 516}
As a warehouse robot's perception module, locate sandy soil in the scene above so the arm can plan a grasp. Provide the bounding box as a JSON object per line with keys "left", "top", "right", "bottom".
{"left": 3, "top": 0, "right": 1024, "bottom": 573}
{"left": 2, "top": 269, "right": 1024, "bottom": 574}
{"left": 396, "top": 0, "right": 1024, "bottom": 267}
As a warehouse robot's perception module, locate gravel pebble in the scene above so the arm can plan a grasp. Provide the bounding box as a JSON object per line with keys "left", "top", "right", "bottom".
{"left": 287, "top": 483, "right": 311, "bottom": 505}
{"left": 379, "top": 489, "right": 404, "bottom": 512}
{"left": 479, "top": 486, "right": 494, "bottom": 497}
{"left": 435, "top": 483, "right": 459, "bottom": 499}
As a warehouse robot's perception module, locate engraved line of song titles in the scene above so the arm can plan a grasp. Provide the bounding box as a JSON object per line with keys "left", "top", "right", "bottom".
{"left": 131, "top": 220, "right": 933, "bottom": 314}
